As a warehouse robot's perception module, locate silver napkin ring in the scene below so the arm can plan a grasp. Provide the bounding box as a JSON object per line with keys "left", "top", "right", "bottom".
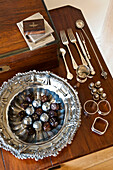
{"left": 83, "top": 100, "right": 98, "bottom": 115}
{"left": 91, "top": 117, "right": 109, "bottom": 135}
{"left": 98, "top": 100, "right": 111, "bottom": 116}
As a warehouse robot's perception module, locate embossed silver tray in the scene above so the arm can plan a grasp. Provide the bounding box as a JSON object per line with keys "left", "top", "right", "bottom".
{"left": 0, "top": 71, "right": 81, "bottom": 161}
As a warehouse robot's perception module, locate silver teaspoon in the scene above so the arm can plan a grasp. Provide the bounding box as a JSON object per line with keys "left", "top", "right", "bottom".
{"left": 60, "top": 48, "right": 73, "bottom": 80}
{"left": 76, "top": 19, "right": 107, "bottom": 79}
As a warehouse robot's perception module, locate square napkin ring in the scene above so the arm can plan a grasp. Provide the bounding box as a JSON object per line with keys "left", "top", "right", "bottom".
{"left": 91, "top": 117, "right": 109, "bottom": 135}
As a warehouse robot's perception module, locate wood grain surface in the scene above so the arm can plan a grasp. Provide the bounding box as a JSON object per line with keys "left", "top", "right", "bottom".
{"left": 49, "top": 5, "right": 113, "bottom": 167}
{"left": 0, "top": 4, "right": 113, "bottom": 170}
{"left": 0, "top": 0, "right": 59, "bottom": 77}
{"left": 0, "top": 0, "right": 51, "bottom": 54}
{"left": 59, "top": 146, "right": 113, "bottom": 169}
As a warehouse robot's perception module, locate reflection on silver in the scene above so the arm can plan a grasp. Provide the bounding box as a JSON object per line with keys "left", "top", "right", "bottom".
{"left": 33, "top": 121, "right": 42, "bottom": 131}
{"left": 42, "top": 102, "right": 50, "bottom": 111}
{"left": 26, "top": 106, "right": 34, "bottom": 115}
{"left": 89, "top": 82, "right": 95, "bottom": 89}
{"left": 76, "top": 65, "right": 90, "bottom": 83}
{"left": 0, "top": 71, "right": 81, "bottom": 161}
{"left": 93, "top": 93, "right": 100, "bottom": 101}
{"left": 98, "top": 88, "right": 104, "bottom": 94}
{"left": 95, "top": 81, "right": 101, "bottom": 88}
{"left": 91, "top": 88, "right": 97, "bottom": 95}
{"left": 32, "top": 99, "right": 41, "bottom": 108}
{"left": 100, "top": 93, "right": 107, "bottom": 100}
{"left": 22, "top": 116, "right": 32, "bottom": 125}
{"left": 40, "top": 113, "right": 49, "bottom": 122}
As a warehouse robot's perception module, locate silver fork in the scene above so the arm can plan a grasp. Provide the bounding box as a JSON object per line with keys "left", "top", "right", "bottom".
{"left": 60, "top": 30, "right": 78, "bottom": 70}
{"left": 67, "top": 28, "right": 87, "bottom": 66}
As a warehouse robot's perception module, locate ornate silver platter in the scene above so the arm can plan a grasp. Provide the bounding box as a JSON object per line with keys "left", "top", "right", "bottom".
{"left": 0, "top": 71, "right": 81, "bottom": 160}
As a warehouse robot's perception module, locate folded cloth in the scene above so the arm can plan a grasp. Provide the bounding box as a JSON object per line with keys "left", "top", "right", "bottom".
{"left": 17, "top": 12, "right": 55, "bottom": 50}
{"left": 100, "top": 0, "right": 113, "bottom": 78}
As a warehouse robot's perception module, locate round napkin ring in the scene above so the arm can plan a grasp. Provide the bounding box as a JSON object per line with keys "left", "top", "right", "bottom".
{"left": 98, "top": 100, "right": 111, "bottom": 116}
{"left": 83, "top": 100, "right": 98, "bottom": 115}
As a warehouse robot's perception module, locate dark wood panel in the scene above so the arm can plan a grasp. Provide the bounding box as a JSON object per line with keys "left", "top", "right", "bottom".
{"left": 0, "top": 0, "right": 59, "bottom": 83}
{"left": 0, "top": 0, "right": 51, "bottom": 54}
{"left": 0, "top": 43, "right": 59, "bottom": 85}
{"left": 2, "top": 150, "right": 52, "bottom": 170}
{"left": 49, "top": 5, "right": 113, "bottom": 166}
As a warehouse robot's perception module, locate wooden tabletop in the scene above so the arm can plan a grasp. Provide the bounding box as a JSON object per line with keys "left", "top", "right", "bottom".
{"left": 49, "top": 5, "right": 113, "bottom": 167}
{"left": 0, "top": 5, "right": 113, "bottom": 170}
{"left": 0, "top": 0, "right": 51, "bottom": 55}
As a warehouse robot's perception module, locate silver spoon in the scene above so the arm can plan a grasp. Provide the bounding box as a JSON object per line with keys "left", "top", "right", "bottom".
{"left": 76, "top": 19, "right": 107, "bottom": 79}
{"left": 60, "top": 48, "right": 73, "bottom": 80}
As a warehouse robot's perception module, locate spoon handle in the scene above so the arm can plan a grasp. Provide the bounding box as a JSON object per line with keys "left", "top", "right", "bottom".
{"left": 82, "top": 29, "right": 107, "bottom": 79}
{"left": 62, "top": 53, "right": 73, "bottom": 80}
{"left": 66, "top": 44, "right": 78, "bottom": 69}
{"left": 76, "top": 32, "right": 95, "bottom": 74}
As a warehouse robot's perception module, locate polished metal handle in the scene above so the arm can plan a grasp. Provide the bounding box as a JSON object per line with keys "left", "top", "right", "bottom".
{"left": 76, "top": 32, "right": 95, "bottom": 75}
{"left": 80, "top": 32, "right": 91, "bottom": 59}
{"left": 60, "top": 48, "right": 73, "bottom": 80}
{"left": 60, "top": 30, "right": 78, "bottom": 70}
{"left": 74, "top": 42, "right": 87, "bottom": 66}
{"left": 67, "top": 28, "right": 87, "bottom": 66}
{"left": 66, "top": 44, "right": 78, "bottom": 69}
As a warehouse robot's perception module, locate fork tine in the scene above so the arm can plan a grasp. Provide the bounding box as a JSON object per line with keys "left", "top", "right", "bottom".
{"left": 67, "top": 28, "right": 88, "bottom": 66}
{"left": 60, "top": 30, "right": 78, "bottom": 69}
{"left": 67, "top": 28, "right": 76, "bottom": 42}
{"left": 60, "top": 30, "right": 68, "bottom": 45}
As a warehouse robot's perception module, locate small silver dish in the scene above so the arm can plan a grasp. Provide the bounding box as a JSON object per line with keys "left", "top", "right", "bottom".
{"left": 76, "top": 65, "right": 90, "bottom": 83}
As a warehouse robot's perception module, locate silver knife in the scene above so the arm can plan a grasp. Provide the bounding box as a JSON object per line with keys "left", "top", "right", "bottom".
{"left": 76, "top": 32, "right": 87, "bottom": 58}
{"left": 76, "top": 32, "right": 95, "bottom": 76}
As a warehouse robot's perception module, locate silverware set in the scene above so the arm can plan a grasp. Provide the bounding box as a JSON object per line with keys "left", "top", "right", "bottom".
{"left": 60, "top": 20, "right": 108, "bottom": 82}
{"left": 60, "top": 28, "right": 95, "bottom": 82}
{"left": 75, "top": 19, "right": 107, "bottom": 79}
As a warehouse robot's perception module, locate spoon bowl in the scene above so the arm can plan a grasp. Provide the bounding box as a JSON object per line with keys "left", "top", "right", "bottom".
{"left": 76, "top": 19, "right": 85, "bottom": 29}
{"left": 60, "top": 48, "right": 66, "bottom": 55}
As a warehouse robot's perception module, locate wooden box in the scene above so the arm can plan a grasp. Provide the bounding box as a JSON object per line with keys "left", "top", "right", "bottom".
{"left": 0, "top": 0, "right": 59, "bottom": 84}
